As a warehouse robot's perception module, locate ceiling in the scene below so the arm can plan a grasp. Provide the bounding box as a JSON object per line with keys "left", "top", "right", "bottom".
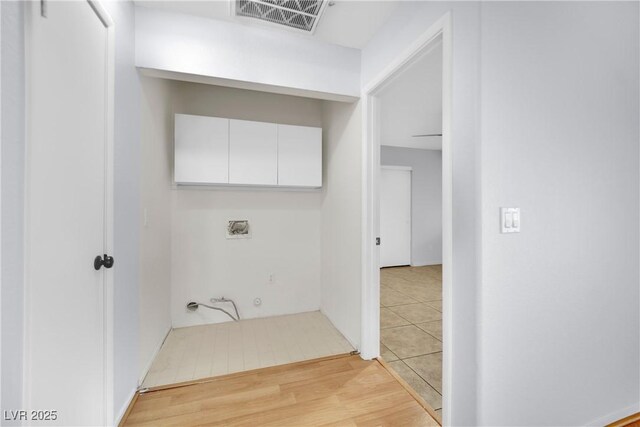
{"left": 378, "top": 39, "right": 443, "bottom": 150}
{"left": 134, "top": 0, "right": 399, "bottom": 49}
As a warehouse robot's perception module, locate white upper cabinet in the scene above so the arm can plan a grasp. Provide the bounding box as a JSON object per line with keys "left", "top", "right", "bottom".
{"left": 229, "top": 119, "right": 278, "bottom": 186}
{"left": 277, "top": 124, "right": 322, "bottom": 187}
{"left": 174, "top": 114, "right": 229, "bottom": 184}
{"left": 174, "top": 114, "right": 322, "bottom": 188}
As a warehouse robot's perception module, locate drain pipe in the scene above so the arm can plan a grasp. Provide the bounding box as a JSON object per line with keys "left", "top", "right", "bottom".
{"left": 186, "top": 297, "right": 240, "bottom": 322}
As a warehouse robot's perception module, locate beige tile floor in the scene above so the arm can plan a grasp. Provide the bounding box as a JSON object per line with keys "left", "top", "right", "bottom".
{"left": 142, "top": 311, "right": 354, "bottom": 388}
{"left": 380, "top": 265, "right": 443, "bottom": 417}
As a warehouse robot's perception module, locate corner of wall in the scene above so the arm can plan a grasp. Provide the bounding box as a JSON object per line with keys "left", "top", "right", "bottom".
{"left": 319, "top": 99, "right": 363, "bottom": 350}
{"left": 139, "top": 75, "right": 174, "bottom": 381}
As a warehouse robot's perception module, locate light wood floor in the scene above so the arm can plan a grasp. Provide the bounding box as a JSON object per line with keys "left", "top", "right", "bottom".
{"left": 608, "top": 412, "right": 640, "bottom": 427}
{"left": 122, "top": 355, "right": 440, "bottom": 426}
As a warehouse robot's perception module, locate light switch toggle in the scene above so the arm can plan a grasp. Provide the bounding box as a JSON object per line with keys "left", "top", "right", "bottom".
{"left": 501, "top": 207, "right": 521, "bottom": 233}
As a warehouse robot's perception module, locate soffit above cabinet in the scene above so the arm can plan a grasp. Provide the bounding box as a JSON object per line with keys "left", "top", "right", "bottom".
{"left": 134, "top": 7, "right": 361, "bottom": 102}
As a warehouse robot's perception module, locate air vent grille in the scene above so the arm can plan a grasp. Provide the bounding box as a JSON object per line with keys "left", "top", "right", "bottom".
{"left": 236, "top": 0, "right": 325, "bottom": 32}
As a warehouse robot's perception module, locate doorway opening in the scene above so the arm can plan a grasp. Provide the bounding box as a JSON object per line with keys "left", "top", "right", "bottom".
{"left": 378, "top": 37, "right": 444, "bottom": 420}
{"left": 361, "top": 12, "right": 452, "bottom": 425}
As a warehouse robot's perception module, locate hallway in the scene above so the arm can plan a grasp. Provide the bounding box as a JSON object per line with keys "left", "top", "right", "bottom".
{"left": 123, "top": 355, "right": 440, "bottom": 426}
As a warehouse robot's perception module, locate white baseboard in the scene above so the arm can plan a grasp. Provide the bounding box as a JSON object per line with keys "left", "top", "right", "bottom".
{"left": 586, "top": 402, "right": 640, "bottom": 426}
{"left": 410, "top": 261, "right": 442, "bottom": 267}
{"left": 114, "top": 387, "right": 137, "bottom": 426}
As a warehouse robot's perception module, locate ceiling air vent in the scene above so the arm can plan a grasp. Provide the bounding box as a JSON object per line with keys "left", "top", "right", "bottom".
{"left": 235, "top": 0, "right": 327, "bottom": 33}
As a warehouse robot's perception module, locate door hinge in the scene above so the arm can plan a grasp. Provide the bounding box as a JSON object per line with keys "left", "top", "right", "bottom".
{"left": 40, "top": 0, "right": 47, "bottom": 18}
{"left": 375, "top": 237, "right": 381, "bottom": 246}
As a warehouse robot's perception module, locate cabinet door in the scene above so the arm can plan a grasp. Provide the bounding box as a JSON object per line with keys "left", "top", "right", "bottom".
{"left": 229, "top": 119, "right": 278, "bottom": 185}
{"left": 174, "top": 114, "right": 229, "bottom": 184}
{"left": 278, "top": 124, "right": 322, "bottom": 187}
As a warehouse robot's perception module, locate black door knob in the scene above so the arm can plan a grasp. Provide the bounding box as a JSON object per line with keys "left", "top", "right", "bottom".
{"left": 103, "top": 255, "right": 114, "bottom": 269}
{"left": 94, "top": 254, "right": 115, "bottom": 270}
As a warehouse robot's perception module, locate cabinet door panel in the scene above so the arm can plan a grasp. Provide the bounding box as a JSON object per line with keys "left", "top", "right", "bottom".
{"left": 229, "top": 119, "right": 278, "bottom": 185}
{"left": 174, "top": 114, "right": 229, "bottom": 184}
{"left": 278, "top": 124, "right": 322, "bottom": 187}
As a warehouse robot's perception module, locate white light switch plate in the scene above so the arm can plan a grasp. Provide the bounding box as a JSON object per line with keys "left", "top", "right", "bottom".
{"left": 501, "top": 207, "right": 520, "bottom": 233}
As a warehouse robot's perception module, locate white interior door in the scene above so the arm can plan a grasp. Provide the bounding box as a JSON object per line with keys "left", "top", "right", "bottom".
{"left": 380, "top": 167, "right": 411, "bottom": 267}
{"left": 25, "top": 1, "right": 111, "bottom": 425}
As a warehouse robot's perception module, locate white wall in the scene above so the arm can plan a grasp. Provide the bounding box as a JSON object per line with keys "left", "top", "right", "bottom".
{"left": 139, "top": 80, "right": 324, "bottom": 333}
{"left": 1, "top": 2, "right": 25, "bottom": 422}
{"left": 139, "top": 76, "right": 173, "bottom": 380}
{"left": 101, "top": 0, "right": 142, "bottom": 420}
{"left": 381, "top": 146, "right": 442, "bottom": 266}
{"left": 366, "top": 3, "right": 640, "bottom": 425}
{"left": 478, "top": 3, "right": 639, "bottom": 425}
{"left": 320, "top": 100, "right": 362, "bottom": 349}
{"left": 171, "top": 190, "right": 322, "bottom": 327}
{"left": 362, "top": 3, "right": 481, "bottom": 425}
{"left": 135, "top": 7, "right": 360, "bottom": 101}
{"left": 169, "top": 82, "right": 324, "bottom": 328}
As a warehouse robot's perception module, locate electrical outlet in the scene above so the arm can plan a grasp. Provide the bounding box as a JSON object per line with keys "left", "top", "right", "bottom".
{"left": 268, "top": 273, "right": 275, "bottom": 284}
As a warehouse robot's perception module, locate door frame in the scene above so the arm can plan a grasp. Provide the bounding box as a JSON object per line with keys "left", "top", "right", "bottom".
{"left": 360, "top": 11, "right": 452, "bottom": 424}
{"left": 22, "top": 1, "right": 115, "bottom": 424}
{"left": 380, "top": 165, "right": 413, "bottom": 267}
